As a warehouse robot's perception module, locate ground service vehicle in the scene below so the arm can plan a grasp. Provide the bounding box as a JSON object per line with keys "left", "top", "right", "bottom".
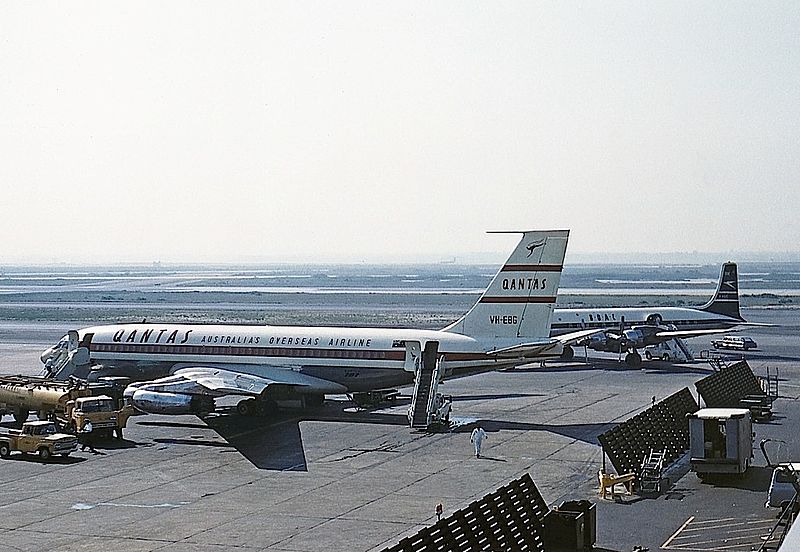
{"left": 65, "top": 395, "right": 134, "bottom": 439}
{"left": 711, "top": 336, "right": 757, "bottom": 350}
{"left": 0, "top": 376, "right": 80, "bottom": 423}
{"left": 689, "top": 408, "right": 754, "bottom": 477}
{"left": 0, "top": 421, "right": 78, "bottom": 460}
{"left": 767, "top": 463, "right": 800, "bottom": 508}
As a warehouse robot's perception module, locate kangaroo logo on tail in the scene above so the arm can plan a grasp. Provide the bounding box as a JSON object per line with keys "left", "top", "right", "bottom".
{"left": 526, "top": 239, "right": 546, "bottom": 257}
{"left": 443, "top": 230, "right": 569, "bottom": 339}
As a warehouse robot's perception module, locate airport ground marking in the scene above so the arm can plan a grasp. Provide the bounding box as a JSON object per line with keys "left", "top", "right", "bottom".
{"left": 72, "top": 501, "right": 189, "bottom": 510}
{"left": 662, "top": 516, "right": 694, "bottom": 549}
{"left": 661, "top": 515, "right": 776, "bottom": 551}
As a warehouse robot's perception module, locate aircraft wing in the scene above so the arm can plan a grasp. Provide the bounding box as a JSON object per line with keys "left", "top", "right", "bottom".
{"left": 170, "top": 367, "right": 285, "bottom": 396}
{"left": 652, "top": 328, "right": 731, "bottom": 339}
{"left": 124, "top": 365, "right": 349, "bottom": 415}
{"left": 553, "top": 328, "right": 606, "bottom": 346}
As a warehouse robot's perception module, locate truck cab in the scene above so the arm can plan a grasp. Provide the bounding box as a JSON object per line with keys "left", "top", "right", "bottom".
{"left": 0, "top": 421, "right": 78, "bottom": 460}
{"left": 66, "top": 395, "right": 133, "bottom": 439}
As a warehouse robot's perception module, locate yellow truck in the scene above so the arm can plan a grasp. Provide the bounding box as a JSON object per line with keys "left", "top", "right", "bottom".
{"left": 64, "top": 395, "right": 134, "bottom": 439}
{"left": 0, "top": 420, "right": 78, "bottom": 460}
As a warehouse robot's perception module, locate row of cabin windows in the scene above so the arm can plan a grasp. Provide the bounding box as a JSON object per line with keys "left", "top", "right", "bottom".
{"left": 553, "top": 319, "right": 717, "bottom": 329}
{"left": 93, "top": 343, "right": 387, "bottom": 360}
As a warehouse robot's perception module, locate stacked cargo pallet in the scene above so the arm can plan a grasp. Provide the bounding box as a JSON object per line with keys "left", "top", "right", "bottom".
{"left": 381, "top": 473, "right": 549, "bottom": 552}
{"left": 695, "top": 360, "right": 765, "bottom": 407}
{"left": 597, "top": 387, "right": 699, "bottom": 478}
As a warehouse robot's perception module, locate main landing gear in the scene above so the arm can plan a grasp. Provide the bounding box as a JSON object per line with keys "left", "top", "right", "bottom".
{"left": 624, "top": 351, "right": 642, "bottom": 368}
{"left": 235, "top": 398, "right": 277, "bottom": 416}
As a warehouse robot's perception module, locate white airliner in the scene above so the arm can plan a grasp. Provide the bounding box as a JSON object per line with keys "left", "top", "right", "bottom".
{"left": 552, "top": 262, "right": 756, "bottom": 366}
{"left": 41, "top": 230, "right": 596, "bottom": 416}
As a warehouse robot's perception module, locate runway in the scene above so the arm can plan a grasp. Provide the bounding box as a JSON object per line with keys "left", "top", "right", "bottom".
{"left": 0, "top": 308, "right": 797, "bottom": 551}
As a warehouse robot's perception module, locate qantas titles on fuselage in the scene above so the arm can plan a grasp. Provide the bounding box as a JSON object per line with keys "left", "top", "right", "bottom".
{"left": 109, "top": 328, "right": 373, "bottom": 349}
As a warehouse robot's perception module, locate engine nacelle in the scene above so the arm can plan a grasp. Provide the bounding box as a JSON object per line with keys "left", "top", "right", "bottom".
{"left": 580, "top": 333, "right": 609, "bottom": 352}
{"left": 130, "top": 390, "right": 212, "bottom": 415}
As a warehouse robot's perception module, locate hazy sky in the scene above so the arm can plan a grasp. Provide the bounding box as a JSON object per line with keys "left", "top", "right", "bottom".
{"left": 1, "top": 2, "right": 798, "bottom": 263}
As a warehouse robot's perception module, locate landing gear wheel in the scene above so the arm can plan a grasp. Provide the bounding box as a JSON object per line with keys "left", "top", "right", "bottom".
{"left": 625, "top": 352, "right": 642, "bottom": 368}
{"left": 236, "top": 398, "right": 258, "bottom": 416}
{"left": 560, "top": 344, "right": 575, "bottom": 361}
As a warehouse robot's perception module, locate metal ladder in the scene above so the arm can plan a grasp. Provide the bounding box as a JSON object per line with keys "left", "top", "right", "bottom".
{"left": 639, "top": 448, "right": 666, "bottom": 493}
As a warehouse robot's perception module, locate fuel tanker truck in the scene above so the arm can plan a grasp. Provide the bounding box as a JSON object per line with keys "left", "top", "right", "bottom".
{"left": 0, "top": 376, "right": 81, "bottom": 423}
{"left": 0, "top": 376, "right": 133, "bottom": 437}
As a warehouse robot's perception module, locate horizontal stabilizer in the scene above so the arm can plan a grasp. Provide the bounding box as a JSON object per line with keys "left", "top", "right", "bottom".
{"left": 488, "top": 338, "right": 561, "bottom": 358}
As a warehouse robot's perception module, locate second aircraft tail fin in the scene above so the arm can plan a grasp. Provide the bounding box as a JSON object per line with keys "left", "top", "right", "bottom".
{"left": 698, "top": 262, "right": 743, "bottom": 320}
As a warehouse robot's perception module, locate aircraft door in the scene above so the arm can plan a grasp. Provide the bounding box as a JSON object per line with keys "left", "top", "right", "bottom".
{"left": 67, "top": 330, "right": 79, "bottom": 351}
{"left": 403, "top": 341, "right": 422, "bottom": 373}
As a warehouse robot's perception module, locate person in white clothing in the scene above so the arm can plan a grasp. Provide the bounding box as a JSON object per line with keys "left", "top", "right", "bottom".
{"left": 470, "top": 427, "right": 487, "bottom": 458}
{"left": 80, "top": 421, "right": 96, "bottom": 452}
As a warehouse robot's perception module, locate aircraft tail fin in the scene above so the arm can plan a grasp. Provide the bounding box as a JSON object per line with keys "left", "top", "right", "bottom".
{"left": 443, "top": 230, "right": 569, "bottom": 339}
{"left": 698, "top": 262, "right": 743, "bottom": 320}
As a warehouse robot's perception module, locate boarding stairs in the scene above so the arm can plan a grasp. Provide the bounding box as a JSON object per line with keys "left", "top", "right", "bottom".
{"left": 407, "top": 341, "right": 449, "bottom": 430}
{"left": 701, "top": 350, "right": 736, "bottom": 372}
{"left": 41, "top": 330, "right": 91, "bottom": 381}
{"left": 672, "top": 338, "right": 694, "bottom": 362}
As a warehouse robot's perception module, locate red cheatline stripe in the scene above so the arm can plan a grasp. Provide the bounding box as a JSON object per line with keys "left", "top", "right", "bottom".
{"left": 501, "top": 264, "right": 563, "bottom": 272}
{"left": 479, "top": 296, "right": 557, "bottom": 304}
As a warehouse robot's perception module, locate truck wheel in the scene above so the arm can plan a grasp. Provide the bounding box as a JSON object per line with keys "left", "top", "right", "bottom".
{"left": 236, "top": 398, "right": 257, "bottom": 416}
{"left": 60, "top": 453, "right": 70, "bottom": 458}
{"left": 38, "top": 447, "right": 52, "bottom": 461}
{"left": 13, "top": 407, "right": 28, "bottom": 425}
{"left": 662, "top": 353, "right": 671, "bottom": 361}
{"left": 115, "top": 428, "right": 123, "bottom": 440}
{"left": 0, "top": 443, "right": 10, "bottom": 458}
{"left": 644, "top": 351, "right": 652, "bottom": 360}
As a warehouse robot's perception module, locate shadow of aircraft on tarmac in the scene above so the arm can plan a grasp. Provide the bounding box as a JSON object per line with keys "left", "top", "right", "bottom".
{"left": 144, "top": 395, "right": 615, "bottom": 471}
{"left": 197, "top": 402, "right": 413, "bottom": 471}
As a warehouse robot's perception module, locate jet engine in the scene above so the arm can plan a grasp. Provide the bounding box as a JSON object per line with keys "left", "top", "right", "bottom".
{"left": 129, "top": 390, "right": 214, "bottom": 415}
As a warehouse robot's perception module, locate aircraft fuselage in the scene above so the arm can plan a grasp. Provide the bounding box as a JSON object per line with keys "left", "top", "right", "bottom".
{"left": 550, "top": 306, "right": 742, "bottom": 336}
{"left": 75, "top": 323, "right": 530, "bottom": 391}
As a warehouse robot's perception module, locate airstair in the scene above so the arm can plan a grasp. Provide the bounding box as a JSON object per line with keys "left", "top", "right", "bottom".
{"left": 40, "top": 330, "right": 91, "bottom": 381}
{"left": 406, "top": 341, "right": 451, "bottom": 430}
{"left": 673, "top": 338, "right": 695, "bottom": 362}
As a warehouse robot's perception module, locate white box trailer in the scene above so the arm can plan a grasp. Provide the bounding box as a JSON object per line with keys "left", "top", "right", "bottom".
{"left": 689, "top": 408, "right": 753, "bottom": 476}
